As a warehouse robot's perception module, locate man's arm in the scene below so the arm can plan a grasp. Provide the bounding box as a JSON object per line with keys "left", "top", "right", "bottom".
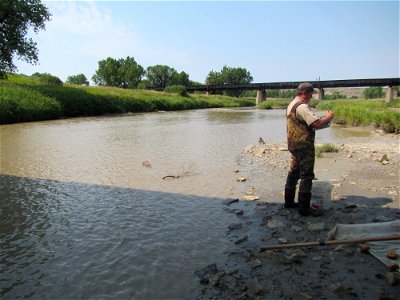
{"left": 310, "top": 111, "right": 334, "bottom": 129}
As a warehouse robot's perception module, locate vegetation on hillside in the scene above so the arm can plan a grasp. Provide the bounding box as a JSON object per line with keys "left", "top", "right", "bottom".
{"left": 0, "top": 74, "right": 253, "bottom": 124}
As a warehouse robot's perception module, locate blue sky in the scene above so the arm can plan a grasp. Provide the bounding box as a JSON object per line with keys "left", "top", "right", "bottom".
{"left": 14, "top": 0, "right": 399, "bottom": 84}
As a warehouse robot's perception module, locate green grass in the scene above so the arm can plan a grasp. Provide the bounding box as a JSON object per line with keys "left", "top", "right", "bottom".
{"left": 258, "top": 98, "right": 291, "bottom": 109}
{"left": 0, "top": 74, "right": 254, "bottom": 124}
{"left": 0, "top": 85, "right": 62, "bottom": 123}
{"left": 315, "top": 143, "right": 339, "bottom": 158}
{"left": 316, "top": 99, "right": 400, "bottom": 133}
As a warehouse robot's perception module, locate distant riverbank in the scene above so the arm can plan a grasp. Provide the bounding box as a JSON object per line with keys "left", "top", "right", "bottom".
{"left": 1, "top": 74, "right": 399, "bottom": 133}
{"left": 0, "top": 74, "right": 254, "bottom": 124}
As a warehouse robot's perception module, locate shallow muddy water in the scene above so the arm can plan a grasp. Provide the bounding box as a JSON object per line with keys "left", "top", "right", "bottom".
{"left": 0, "top": 108, "right": 356, "bottom": 299}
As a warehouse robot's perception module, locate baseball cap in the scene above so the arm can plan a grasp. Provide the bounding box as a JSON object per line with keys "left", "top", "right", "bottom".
{"left": 297, "top": 83, "right": 316, "bottom": 93}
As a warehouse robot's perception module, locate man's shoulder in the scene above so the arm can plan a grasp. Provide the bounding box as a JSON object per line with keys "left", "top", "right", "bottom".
{"left": 287, "top": 98, "right": 306, "bottom": 113}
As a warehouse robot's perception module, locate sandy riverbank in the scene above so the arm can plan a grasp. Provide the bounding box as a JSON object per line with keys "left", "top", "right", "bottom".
{"left": 194, "top": 128, "right": 399, "bottom": 299}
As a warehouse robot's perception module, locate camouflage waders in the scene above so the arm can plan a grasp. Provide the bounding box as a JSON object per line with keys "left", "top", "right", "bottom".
{"left": 285, "top": 101, "right": 316, "bottom": 215}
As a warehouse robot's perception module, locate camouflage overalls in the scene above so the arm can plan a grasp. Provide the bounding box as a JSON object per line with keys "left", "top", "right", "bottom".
{"left": 285, "top": 101, "right": 315, "bottom": 194}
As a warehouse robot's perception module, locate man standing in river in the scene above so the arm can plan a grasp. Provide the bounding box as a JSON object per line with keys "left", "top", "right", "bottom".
{"left": 284, "top": 83, "right": 334, "bottom": 216}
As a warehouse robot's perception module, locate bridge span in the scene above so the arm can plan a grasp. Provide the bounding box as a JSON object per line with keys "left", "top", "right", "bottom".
{"left": 190, "top": 78, "right": 400, "bottom": 104}
{"left": 150, "top": 77, "right": 400, "bottom": 104}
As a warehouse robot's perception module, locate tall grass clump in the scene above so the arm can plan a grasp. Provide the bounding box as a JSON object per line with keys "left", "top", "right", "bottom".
{"left": 315, "top": 143, "right": 339, "bottom": 158}
{"left": 258, "top": 98, "right": 291, "bottom": 109}
{"left": 164, "top": 85, "right": 188, "bottom": 97}
{"left": 317, "top": 99, "right": 400, "bottom": 133}
{"left": 0, "top": 85, "right": 62, "bottom": 123}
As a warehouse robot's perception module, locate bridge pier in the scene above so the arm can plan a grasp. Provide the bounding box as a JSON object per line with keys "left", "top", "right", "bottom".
{"left": 256, "top": 89, "right": 266, "bottom": 105}
{"left": 386, "top": 86, "right": 394, "bottom": 103}
{"left": 317, "top": 88, "right": 324, "bottom": 101}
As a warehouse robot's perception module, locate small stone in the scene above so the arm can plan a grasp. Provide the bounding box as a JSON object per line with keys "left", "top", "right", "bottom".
{"left": 267, "top": 220, "right": 285, "bottom": 229}
{"left": 249, "top": 259, "right": 262, "bottom": 269}
{"left": 359, "top": 244, "right": 370, "bottom": 253}
{"left": 292, "top": 292, "right": 313, "bottom": 299}
{"left": 226, "top": 198, "right": 239, "bottom": 205}
{"left": 334, "top": 245, "right": 346, "bottom": 252}
{"left": 386, "top": 272, "right": 400, "bottom": 285}
{"left": 236, "top": 292, "right": 248, "bottom": 300}
{"left": 228, "top": 223, "right": 243, "bottom": 231}
{"left": 237, "top": 177, "right": 246, "bottom": 182}
{"left": 243, "top": 195, "right": 260, "bottom": 201}
{"left": 307, "top": 222, "right": 325, "bottom": 231}
{"left": 195, "top": 263, "right": 218, "bottom": 278}
{"left": 378, "top": 154, "right": 389, "bottom": 162}
{"left": 209, "top": 271, "right": 225, "bottom": 286}
{"left": 278, "top": 238, "right": 288, "bottom": 244}
{"left": 248, "top": 277, "right": 265, "bottom": 295}
{"left": 291, "top": 225, "right": 304, "bottom": 232}
{"left": 234, "top": 235, "right": 248, "bottom": 245}
{"left": 236, "top": 210, "right": 244, "bottom": 216}
{"left": 328, "top": 283, "right": 347, "bottom": 297}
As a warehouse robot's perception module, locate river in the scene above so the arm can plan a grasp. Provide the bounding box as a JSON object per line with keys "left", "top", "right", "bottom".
{"left": 0, "top": 108, "right": 358, "bottom": 299}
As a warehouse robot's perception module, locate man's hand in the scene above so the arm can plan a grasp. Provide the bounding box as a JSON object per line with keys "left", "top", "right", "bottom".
{"left": 311, "top": 111, "right": 334, "bottom": 129}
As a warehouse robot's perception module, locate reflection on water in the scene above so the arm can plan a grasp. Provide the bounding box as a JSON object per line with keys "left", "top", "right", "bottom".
{"left": 0, "top": 108, "right": 370, "bottom": 298}
{"left": 0, "top": 175, "right": 248, "bottom": 299}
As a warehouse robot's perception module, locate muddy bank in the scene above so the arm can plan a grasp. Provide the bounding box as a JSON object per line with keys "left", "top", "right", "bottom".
{"left": 194, "top": 130, "right": 400, "bottom": 299}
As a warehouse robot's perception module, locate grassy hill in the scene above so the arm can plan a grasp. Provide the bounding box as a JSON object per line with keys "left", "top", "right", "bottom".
{"left": 0, "top": 74, "right": 254, "bottom": 124}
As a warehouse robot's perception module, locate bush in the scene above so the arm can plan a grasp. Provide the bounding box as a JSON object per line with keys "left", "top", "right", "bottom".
{"left": 325, "top": 91, "right": 346, "bottom": 100}
{"left": 363, "top": 87, "right": 383, "bottom": 99}
{"left": 316, "top": 143, "right": 339, "bottom": 158}
{"left": 164, "top": 85, "right": 188, "bottom": 97}
{"left": 32, "top": 72, "right": 63, "bottom": 86}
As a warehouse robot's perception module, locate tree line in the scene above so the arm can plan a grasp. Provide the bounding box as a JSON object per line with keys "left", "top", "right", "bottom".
{"left": 66, "top": 56, "right": 253, "bottom": 96}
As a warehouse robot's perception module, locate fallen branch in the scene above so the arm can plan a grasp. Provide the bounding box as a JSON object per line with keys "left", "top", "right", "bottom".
{"left": 260, "top": 235, "right": 400, "bottom": 251}
{"left": 162, "top": 175, "right": 181, "bottom": 180}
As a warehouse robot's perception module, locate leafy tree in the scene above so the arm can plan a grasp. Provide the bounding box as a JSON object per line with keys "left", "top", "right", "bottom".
{"left": 67, "top": 73, "right": 89, "bottom": 86}
{"left": 145, "top": 65, "right": 190, "bottom": 88}
{"left": 146, "top": 65, "right": 174, "bottom": 88}
{"left": 0, "top": 0, "right": 51, "bottom": 78}
{"left": 205, "top": 65, "right": 253, "bottom": 97}
{"left": 205, "top": 70, "right": 225, "bottom": 86}
{"left": 119, "top": 56, "right": 144, "bottom": 88}
{"left": 92, "top": 56, "right": 144, "bottom": 88}
{"left": 171, "top": 71, "right": 191, "bottom": 87}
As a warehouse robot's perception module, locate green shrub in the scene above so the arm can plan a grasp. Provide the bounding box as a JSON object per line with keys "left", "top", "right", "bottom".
{"left": 164, "top": 85, "right": 188, "bottom": 97}
{"left": 259, "top": 98, "right": 291, "bottom": 109}
{"left": 316, "top": 143, "right": 339, "bottom": 158}
{"left": 259, "top": 102, "right": 272, "bottom": 109}
{"left": 32, "top": 72, "right": 63, "bottom": 86}
{"left": 363, "top": 86, "right": 383, "bottom": 99}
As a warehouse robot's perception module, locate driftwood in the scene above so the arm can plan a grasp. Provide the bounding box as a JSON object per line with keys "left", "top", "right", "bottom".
{"left": 260, "top": 235, "right": 400, "bottom": 251}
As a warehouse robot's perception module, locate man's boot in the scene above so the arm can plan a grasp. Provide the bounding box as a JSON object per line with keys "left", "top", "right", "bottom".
{"left": 284, "top": 188, "right": 298, "bottom": 208}
{"left": 298, "top": 192, "right": 322, "bottom": 217}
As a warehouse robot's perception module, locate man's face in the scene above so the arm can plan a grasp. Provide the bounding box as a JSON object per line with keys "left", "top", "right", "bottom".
{"left": 302, "top": 91, "right": 314, "bottom": 102}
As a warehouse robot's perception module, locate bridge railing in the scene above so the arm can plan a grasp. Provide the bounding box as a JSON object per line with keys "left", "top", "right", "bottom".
{"left": 147, "top": 78, "right": 399, "bottom": 92}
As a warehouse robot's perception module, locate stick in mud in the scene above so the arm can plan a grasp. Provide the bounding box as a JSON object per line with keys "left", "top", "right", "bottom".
{"left": 260, "top": 235, "right": 400, "bottom": 251}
